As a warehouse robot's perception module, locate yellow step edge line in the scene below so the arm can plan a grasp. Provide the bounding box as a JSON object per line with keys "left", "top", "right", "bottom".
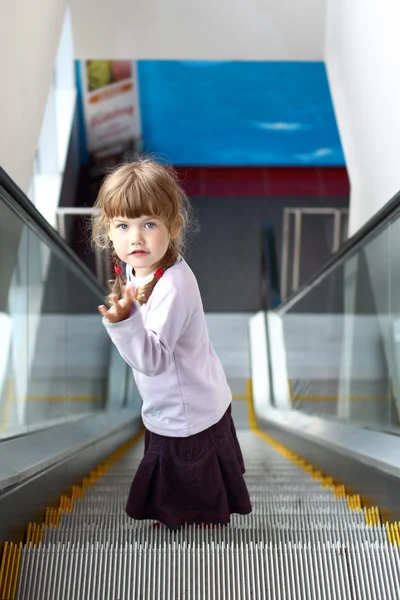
{"left": 0, "top": 426, "right": 144, "bottom": 599}
{"left": 0, "top": 381, "right": 14, "bottom": 433}
{"left": 288, "top": 380, "right": 387, "bottom": 402}
{"left": 245, "top": 378, "right": 399, "bottom": 545}
{"left": 1, "top": 386, "right": 103, "bottom": 437}
{"left": 292, "top": 395, "right": 387, "bottom": 403}
{"left": 26, "top": 395, "right": 104, "bottom": 403}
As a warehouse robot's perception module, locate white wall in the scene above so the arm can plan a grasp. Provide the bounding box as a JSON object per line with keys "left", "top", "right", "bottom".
{"left": 325, "top": 1, "right": 400, "bottom": 235}
{"left": 2, "top": 0, "right": 398, "bottom": 238}
{"left": 0, "top": 0, "right": 67, "bottom": 194}
{"left": 70, "top": 0, "right": 325, "bottom": 60}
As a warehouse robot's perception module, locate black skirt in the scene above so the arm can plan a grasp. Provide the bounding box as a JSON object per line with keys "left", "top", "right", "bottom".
{"left": 125, "top": 405, "right": 252, "bottom": 528}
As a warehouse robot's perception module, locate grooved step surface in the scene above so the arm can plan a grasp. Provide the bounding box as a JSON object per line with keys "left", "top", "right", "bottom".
{"left": 15, "top": 432, "right": 400, "bottom": 599}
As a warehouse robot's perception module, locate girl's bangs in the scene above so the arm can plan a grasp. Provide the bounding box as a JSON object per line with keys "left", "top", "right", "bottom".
{"left": 103, "top": 186, "right": 167, "bottom": 221}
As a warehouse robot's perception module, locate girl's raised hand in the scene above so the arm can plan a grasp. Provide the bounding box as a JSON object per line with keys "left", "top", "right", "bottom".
{"left": 98, "top": 284, "right": 136, "bottom": 323}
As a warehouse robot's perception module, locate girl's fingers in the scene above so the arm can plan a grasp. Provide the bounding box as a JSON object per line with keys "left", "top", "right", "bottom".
{"left": 123, "top": 284, "right": 135, "bottom": 303}
{"left": 111, "top": 294, "right": 120, "bottom": 309}
{"left": 127, "top": 285, "right": 136, "bottom": 301}
{"left": 98, "top": 289, "right": 135, "bottom": 323}
{"left": 97, "top": 305, "right": 108, "bottom": 316}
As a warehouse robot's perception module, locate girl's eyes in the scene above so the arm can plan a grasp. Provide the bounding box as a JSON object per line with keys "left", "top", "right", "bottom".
{"left": 117, "top": 222, "right": 156, "bottom": 231}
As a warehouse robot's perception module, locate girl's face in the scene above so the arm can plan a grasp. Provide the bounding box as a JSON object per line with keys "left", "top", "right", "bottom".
{"left": 108, "top": 215, "right": 178, "bottom": 278}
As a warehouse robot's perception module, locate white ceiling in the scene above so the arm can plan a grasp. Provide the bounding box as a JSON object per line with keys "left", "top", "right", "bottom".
{"left": 71, "top": 0, "right": 326, "bottom": 60}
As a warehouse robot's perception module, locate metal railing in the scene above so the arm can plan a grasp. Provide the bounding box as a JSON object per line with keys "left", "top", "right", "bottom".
{"left": 56, "top": 207, "right": 111, "bottom": 287}
{"left": 281, "top": 207, "right": 349, "bottom": 302}
{"left": 57, "top": 206, "right": 349, "bottom": 301}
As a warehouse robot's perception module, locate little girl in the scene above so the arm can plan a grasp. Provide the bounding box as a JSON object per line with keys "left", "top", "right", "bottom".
{"left": 93, "top": 158, "right": 252, "bottom": 529}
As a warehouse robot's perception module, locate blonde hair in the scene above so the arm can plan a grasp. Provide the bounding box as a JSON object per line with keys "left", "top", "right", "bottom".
{"left": 92, "top": 157, "right": 194, "bottom": 305}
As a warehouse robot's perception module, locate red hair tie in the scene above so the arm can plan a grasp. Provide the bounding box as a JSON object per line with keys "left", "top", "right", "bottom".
{"left": 114, "top": 265, "right": 122, "bottom": 275}
{"left": 154, "top": 268, "right": 164, "bottom": 279}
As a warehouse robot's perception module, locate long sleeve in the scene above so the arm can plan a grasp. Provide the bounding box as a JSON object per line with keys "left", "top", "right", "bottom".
{"left": 100, "top": 260, "right": 232, "bottom": 437}
{"left": 103, "top": 284, "right": 189, "bottom": 376}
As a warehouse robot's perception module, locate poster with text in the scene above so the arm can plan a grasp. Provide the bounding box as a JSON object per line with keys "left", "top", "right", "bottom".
{"left": 80, "top": 60, "right": 142, "bottom": 165}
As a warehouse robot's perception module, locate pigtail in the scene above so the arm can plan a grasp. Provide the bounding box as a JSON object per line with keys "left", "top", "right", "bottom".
{"left": 135, "top": 243, "right": 179, "bottom": 305}
{"left": 108, "top": 248, "right": 126, "bottom": 306}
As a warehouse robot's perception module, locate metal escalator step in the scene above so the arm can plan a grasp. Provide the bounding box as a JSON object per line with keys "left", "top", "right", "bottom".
{"left": 14, "top": 432, "right": 400, "bottom": 599}
{"left": 16, "top": 540, "right": 400, "bottom": 599}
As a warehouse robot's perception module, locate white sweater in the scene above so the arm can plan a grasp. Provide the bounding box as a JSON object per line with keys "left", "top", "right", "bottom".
{"left": 103, "top": 259, "right": 232, "bottom": 437}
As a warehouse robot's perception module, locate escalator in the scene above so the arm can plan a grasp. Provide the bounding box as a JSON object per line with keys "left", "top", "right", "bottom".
{"left": 8, "top": 429, "right": 400, "bottom": 599}
{"left": 1, "top": 167, "right": 400, "bottom": 599}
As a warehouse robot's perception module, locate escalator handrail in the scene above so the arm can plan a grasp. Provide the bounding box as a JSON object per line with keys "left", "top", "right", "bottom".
{"left": 261, "top": 222, "right": 281, "bottom": 310}
{"left": 277, "top": 188, "right": 400, "bottom": 313}
{"left": 0, "top": 166, "right": 106, "bottom": 298}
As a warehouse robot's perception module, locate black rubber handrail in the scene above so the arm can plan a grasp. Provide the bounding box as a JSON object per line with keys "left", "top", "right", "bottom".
{"left": 261, "top": 222, "right": 281, "bottom": 310}
{"left": 277, "top": 188, "right": 400, "bottom": 312}
{"left": 0, "top": 166, "right": 106, "bottom": 298}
